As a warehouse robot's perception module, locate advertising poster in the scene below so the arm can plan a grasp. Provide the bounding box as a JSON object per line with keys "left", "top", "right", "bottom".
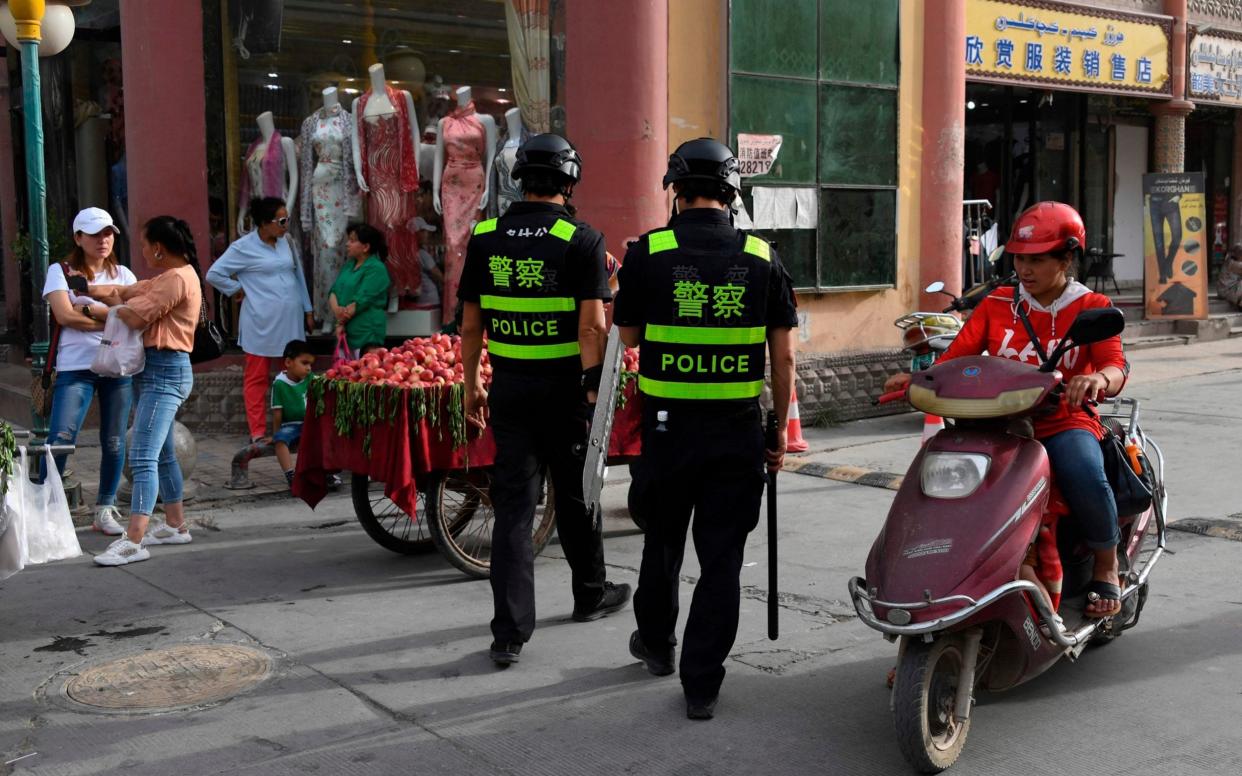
{"left": 1143, "top": 173, "right": 1207, "bottom": 319}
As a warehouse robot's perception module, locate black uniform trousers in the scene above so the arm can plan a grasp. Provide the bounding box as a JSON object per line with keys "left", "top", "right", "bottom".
{"left": 631, "top": 400, "right": 766, "bottom": 702}
{"left": 488, "top": 370, "right": 606, "bottom": 643}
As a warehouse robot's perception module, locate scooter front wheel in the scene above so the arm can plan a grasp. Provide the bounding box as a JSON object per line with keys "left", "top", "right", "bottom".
{"left": 894, "top": 635, "right": 971, "bottom": 773}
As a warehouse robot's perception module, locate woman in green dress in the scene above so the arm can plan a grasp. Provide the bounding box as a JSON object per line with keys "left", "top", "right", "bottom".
{"left": 331, "top": 223, "right": 392, "bottom": 354}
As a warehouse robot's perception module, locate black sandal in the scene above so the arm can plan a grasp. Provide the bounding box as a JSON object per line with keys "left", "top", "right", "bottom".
{"left": 1084, "top": 580, "right": 1122, "bottom": 618}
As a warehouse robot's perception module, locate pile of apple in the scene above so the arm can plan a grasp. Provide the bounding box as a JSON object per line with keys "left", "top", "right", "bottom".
{"left": 622, "top": 347, "right": 639, "bottom": 374}
{"left": 325, "top": 334, "right": 491, "bottom": 389}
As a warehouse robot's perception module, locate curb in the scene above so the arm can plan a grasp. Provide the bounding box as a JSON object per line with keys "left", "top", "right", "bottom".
{"left": 1169, "top": 517, "right": 1242, "bottom": 542}
{"left": 782, "top": 459, "right": 905, "bottom": 491}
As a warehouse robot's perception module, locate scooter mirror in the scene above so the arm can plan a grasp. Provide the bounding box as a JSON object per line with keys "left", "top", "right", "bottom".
{"left": 925, "top": 281, "right": 947, "bottom": 294}
{"left": 1065, "top": 306, "right": 1126, "bottom": 345}
{"left": 1040, "top": 307, "right": 1126, "bottom": 371}
{"left": 987, "top": 246, "right": 1005, "bottom": 265}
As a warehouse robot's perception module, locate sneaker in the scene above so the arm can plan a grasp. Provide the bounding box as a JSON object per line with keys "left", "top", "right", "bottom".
{"left": 629, "top": 630, "right": 675, "bottom": 676}
{"left": 284, "top": 470, "right": 295, "bottom": 487}
{"left": 572, "top": 582, "right": 633, "bottom": 622}
{"left": 142, "top": 522, "right": 193, "bottom": 546}
{"left": 488, "top": 640, "right": 522, "bottom": 666}
{"left": 92, "top": 505, "right": 125, "bottom": 536}
{"left": 94, "top": 538, "right": 150, "bottom": 566}
{"left": 686, "top": 695, "right": 718, "bottom": 721}
{"left": 328, "top": 473, "right": 342, "bottom": 490}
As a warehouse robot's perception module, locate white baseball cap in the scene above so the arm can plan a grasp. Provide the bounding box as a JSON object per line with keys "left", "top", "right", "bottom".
{"left": 72, "top": 207, "right": 119, "bottom": 235}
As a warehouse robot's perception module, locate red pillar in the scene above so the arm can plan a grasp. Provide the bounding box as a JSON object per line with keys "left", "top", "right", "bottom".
{"left": 118, "top": 0, "right": 210, "bottom": 279}
{"left": 0, "top": 63, "right": 20, "bottom": 332}
{"left": 566, "top": 0, "right": 668, "bottom": 250}
{"left": 919, "top": 0, "right": 966, "bottom": 310}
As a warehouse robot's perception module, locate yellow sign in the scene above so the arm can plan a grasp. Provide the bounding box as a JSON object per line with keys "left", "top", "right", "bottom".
{"left": 965, "top": 0, "right": 1171, "bottom": 95}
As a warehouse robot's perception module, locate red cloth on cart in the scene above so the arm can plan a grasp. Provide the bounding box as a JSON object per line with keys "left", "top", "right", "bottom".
{"left": 294, "top": 380, "right": 643, "bottom": 515}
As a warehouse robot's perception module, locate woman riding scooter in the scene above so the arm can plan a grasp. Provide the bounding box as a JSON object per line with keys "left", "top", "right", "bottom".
{"left": 885, "top": 201, "right": 1128, "bottom": 617}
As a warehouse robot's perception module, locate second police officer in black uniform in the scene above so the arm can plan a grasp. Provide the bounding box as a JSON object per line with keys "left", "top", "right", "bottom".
{"left": 612, "top": 138, "right": 799, "bottom": 719}
{"left": 460, "top": 133, "right": 631, "bottom": 667}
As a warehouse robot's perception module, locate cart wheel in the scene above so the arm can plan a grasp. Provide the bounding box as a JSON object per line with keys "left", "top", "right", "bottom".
{"left": 351, "top": 473, "right": 434, "bottom": 554}
{"left": 426, "top": 469, "right": 557, "bottom": 579}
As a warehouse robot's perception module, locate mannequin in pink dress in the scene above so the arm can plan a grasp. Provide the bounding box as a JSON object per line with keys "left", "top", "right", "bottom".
{"left": 434, "top": 86, "right": 496, "bottom": 325}
{"left": 351, "top": 64, "right": 423, "bottom": 297}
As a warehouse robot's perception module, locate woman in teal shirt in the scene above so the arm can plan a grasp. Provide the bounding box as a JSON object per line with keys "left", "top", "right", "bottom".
{"left": 331, "top": 223, "right": 392, "bottom": 354}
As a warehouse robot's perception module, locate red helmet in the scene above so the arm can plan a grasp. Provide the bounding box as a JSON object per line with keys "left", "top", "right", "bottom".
{"left": 1005, "top": 201, "right": 1085, "bottom": 255}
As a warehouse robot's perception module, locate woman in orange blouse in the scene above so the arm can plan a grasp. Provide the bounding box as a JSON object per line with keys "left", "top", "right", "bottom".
{"left": 89, "top": 216, "right": 203, "bottom": 566}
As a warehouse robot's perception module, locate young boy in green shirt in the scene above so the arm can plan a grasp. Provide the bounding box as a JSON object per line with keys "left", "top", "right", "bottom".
{"left": 270, "top": 340, "right": 314, "bottom": 487}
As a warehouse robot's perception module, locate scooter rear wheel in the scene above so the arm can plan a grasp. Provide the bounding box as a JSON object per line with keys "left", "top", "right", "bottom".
{"left": 894, "top": 636, "right": 971, "bottom": 773}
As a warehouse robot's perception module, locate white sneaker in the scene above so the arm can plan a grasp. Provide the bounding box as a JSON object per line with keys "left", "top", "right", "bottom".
{"left": 92, "top": 505, "right": 125, "bottom": 536}
{"left": 142, "top": 521, "right": 193, "bottom": 546}
{"left": 94, "top": 538, "right": 150, "bottom": 566}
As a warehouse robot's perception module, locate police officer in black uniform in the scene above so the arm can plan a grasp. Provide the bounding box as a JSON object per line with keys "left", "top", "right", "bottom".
{"left": 612, "top": 138, "right": 798, "bottom": 719}
{"left": 460, "top": 133, "right": 632, "bottom": 667}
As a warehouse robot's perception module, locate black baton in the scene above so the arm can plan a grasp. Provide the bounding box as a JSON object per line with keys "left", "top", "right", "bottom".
{"left": 765, "top": 410, "right": 779, "bottom": 641}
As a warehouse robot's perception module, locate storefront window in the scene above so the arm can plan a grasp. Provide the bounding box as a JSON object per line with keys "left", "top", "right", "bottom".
{"left": 729, "top": 0, "right": 899, "bottom": 290}
{"left": 209, "top": 0, "right": 565, "bottom": 329}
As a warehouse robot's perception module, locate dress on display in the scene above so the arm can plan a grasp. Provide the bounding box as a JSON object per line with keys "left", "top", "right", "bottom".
{"left": 299, "top": 104, "right": 361, "bottom": 323}
{"left": 440, "top": 101, "right": 488, "bottom": 325}
{"left": 492, "top": 141, "right": 525, "bottom": 217}
{"left": 240, "top": 131, "right": 286, "bottom": 206}
{"left": 357, "top": 86, "right": 421, "bottom": 296}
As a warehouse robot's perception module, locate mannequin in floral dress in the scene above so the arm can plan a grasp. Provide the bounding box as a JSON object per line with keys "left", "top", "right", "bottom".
{"left": 300, "top": 87, "right": 361, "bottom": 326}
{"left": 351, "top": 64, "right": 423, "bottom": 297}
{"left": 434, "top": 86, "right": 496, "bottom": 325}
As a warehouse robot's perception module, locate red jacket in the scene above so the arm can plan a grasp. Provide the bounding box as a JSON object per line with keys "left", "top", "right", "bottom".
{"left": 940, "top": 281, "right": 1127, "bottom": 440}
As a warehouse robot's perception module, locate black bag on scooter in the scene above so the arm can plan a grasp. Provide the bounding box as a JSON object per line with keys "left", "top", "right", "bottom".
{"left": 1099, "top": 426, "right": 1154, "bottom": 517}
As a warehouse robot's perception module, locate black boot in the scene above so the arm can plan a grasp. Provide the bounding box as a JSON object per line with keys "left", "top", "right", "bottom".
{"left": 572, "top": 581, "right": 632, "bottom": 622}
{"left": 628, "top": 630, "right": 675, "bottom": 676}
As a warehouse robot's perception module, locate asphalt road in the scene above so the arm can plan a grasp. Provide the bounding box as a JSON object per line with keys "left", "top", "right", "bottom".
{"left": 2, "top": 340, "right": 1242, "bottom": 775}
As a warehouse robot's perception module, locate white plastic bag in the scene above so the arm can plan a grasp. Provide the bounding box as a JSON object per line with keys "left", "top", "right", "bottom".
{"left": 22, "top": 448, "right": 82, "bottom": 564}
{"left": 0, "top": 452, "right": 30, "bottom": 580}
{"left": 91, "top": 307, "right": 145, "bottom": 377}
{"left": 1, "top": 449, "right": 32, "bottom": 577}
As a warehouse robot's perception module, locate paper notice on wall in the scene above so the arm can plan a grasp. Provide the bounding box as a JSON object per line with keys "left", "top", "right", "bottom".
{"left": 737, "top": 134, "right": 783, "bottom": 178}
{"left": 794, "top": 188, "right": 818, "bottom": 229}
{"left": 734, "top": 195, "right": 754, "bottom": 229}
{"left": 753, "top": 187, "right": 799, "bottom": 229}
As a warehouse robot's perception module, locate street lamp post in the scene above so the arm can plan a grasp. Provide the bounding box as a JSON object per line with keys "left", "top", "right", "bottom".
{"left": 10, "top": 0, "right": 50, "bottom": 433}
{"left": 2, "top": 0, "right": 80, "bottom": 432}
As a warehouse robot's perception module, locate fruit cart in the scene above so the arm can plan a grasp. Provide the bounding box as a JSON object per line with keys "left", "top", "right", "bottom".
{"left": 293, "top": 334, "right": 642, "bottom": 579}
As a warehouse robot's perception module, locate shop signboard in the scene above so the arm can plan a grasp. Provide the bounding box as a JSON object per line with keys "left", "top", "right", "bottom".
{"left": 964, "top": 0, "right": 1172, "bottom": 96}
{"left": 1188, "top": 31, "right": 1242, "bottom": 106}
{"left": 1143, "top": 173, "right": 1207, "bottom": 320}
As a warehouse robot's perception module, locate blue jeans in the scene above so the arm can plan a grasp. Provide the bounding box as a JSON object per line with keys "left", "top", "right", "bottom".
{"left": 129, "top": 349, "right": 193, "bottom": 516}
{"left": 1041, "top": 429, "right": 1120, "bottom": 549}
{"left": 41, "top": 370, "right": 133, "bottom": 505}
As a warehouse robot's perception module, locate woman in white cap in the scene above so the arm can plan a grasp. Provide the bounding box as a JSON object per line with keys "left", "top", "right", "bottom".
{"left": 40, "top": 207, "right": 138, "bottom": 535}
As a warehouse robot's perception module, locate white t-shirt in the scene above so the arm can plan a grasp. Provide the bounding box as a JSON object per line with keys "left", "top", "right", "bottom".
{"left": 43, "top": 262, "right": 139, "bottom": 372}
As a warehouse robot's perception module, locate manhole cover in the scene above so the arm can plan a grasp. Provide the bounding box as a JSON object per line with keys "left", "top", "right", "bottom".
{"left": 64, "top": 644, "right": 272, "bottom": 712}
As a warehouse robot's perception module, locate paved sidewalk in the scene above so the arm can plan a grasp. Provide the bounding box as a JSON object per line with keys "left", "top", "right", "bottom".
{"left": 58, "top": 433, "right": 294, "bottom": 520}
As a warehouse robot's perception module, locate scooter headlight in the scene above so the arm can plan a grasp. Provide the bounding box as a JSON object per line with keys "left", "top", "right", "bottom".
{"left": 920, "top": 453, "right": 990, "bottom": 499}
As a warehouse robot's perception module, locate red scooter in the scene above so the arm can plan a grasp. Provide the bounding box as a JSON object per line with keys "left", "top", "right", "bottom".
{"left": 849, "top": 307, "right": 1167, "bottom": 772}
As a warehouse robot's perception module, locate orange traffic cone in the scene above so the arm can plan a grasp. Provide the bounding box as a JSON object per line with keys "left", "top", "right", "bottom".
{"left": 786, "top": 390, "right": 809, "bottom": 453}
{"left": 922, "top": 414, "right": 944, "bottom": 444}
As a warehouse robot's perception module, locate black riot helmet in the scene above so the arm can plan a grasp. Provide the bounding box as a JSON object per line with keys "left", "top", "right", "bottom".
{"left": 512, "top": 133, "right": 582, "bottom": 185}
{"left": 662, "top": 138, "right": 742, "bottom": 197}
